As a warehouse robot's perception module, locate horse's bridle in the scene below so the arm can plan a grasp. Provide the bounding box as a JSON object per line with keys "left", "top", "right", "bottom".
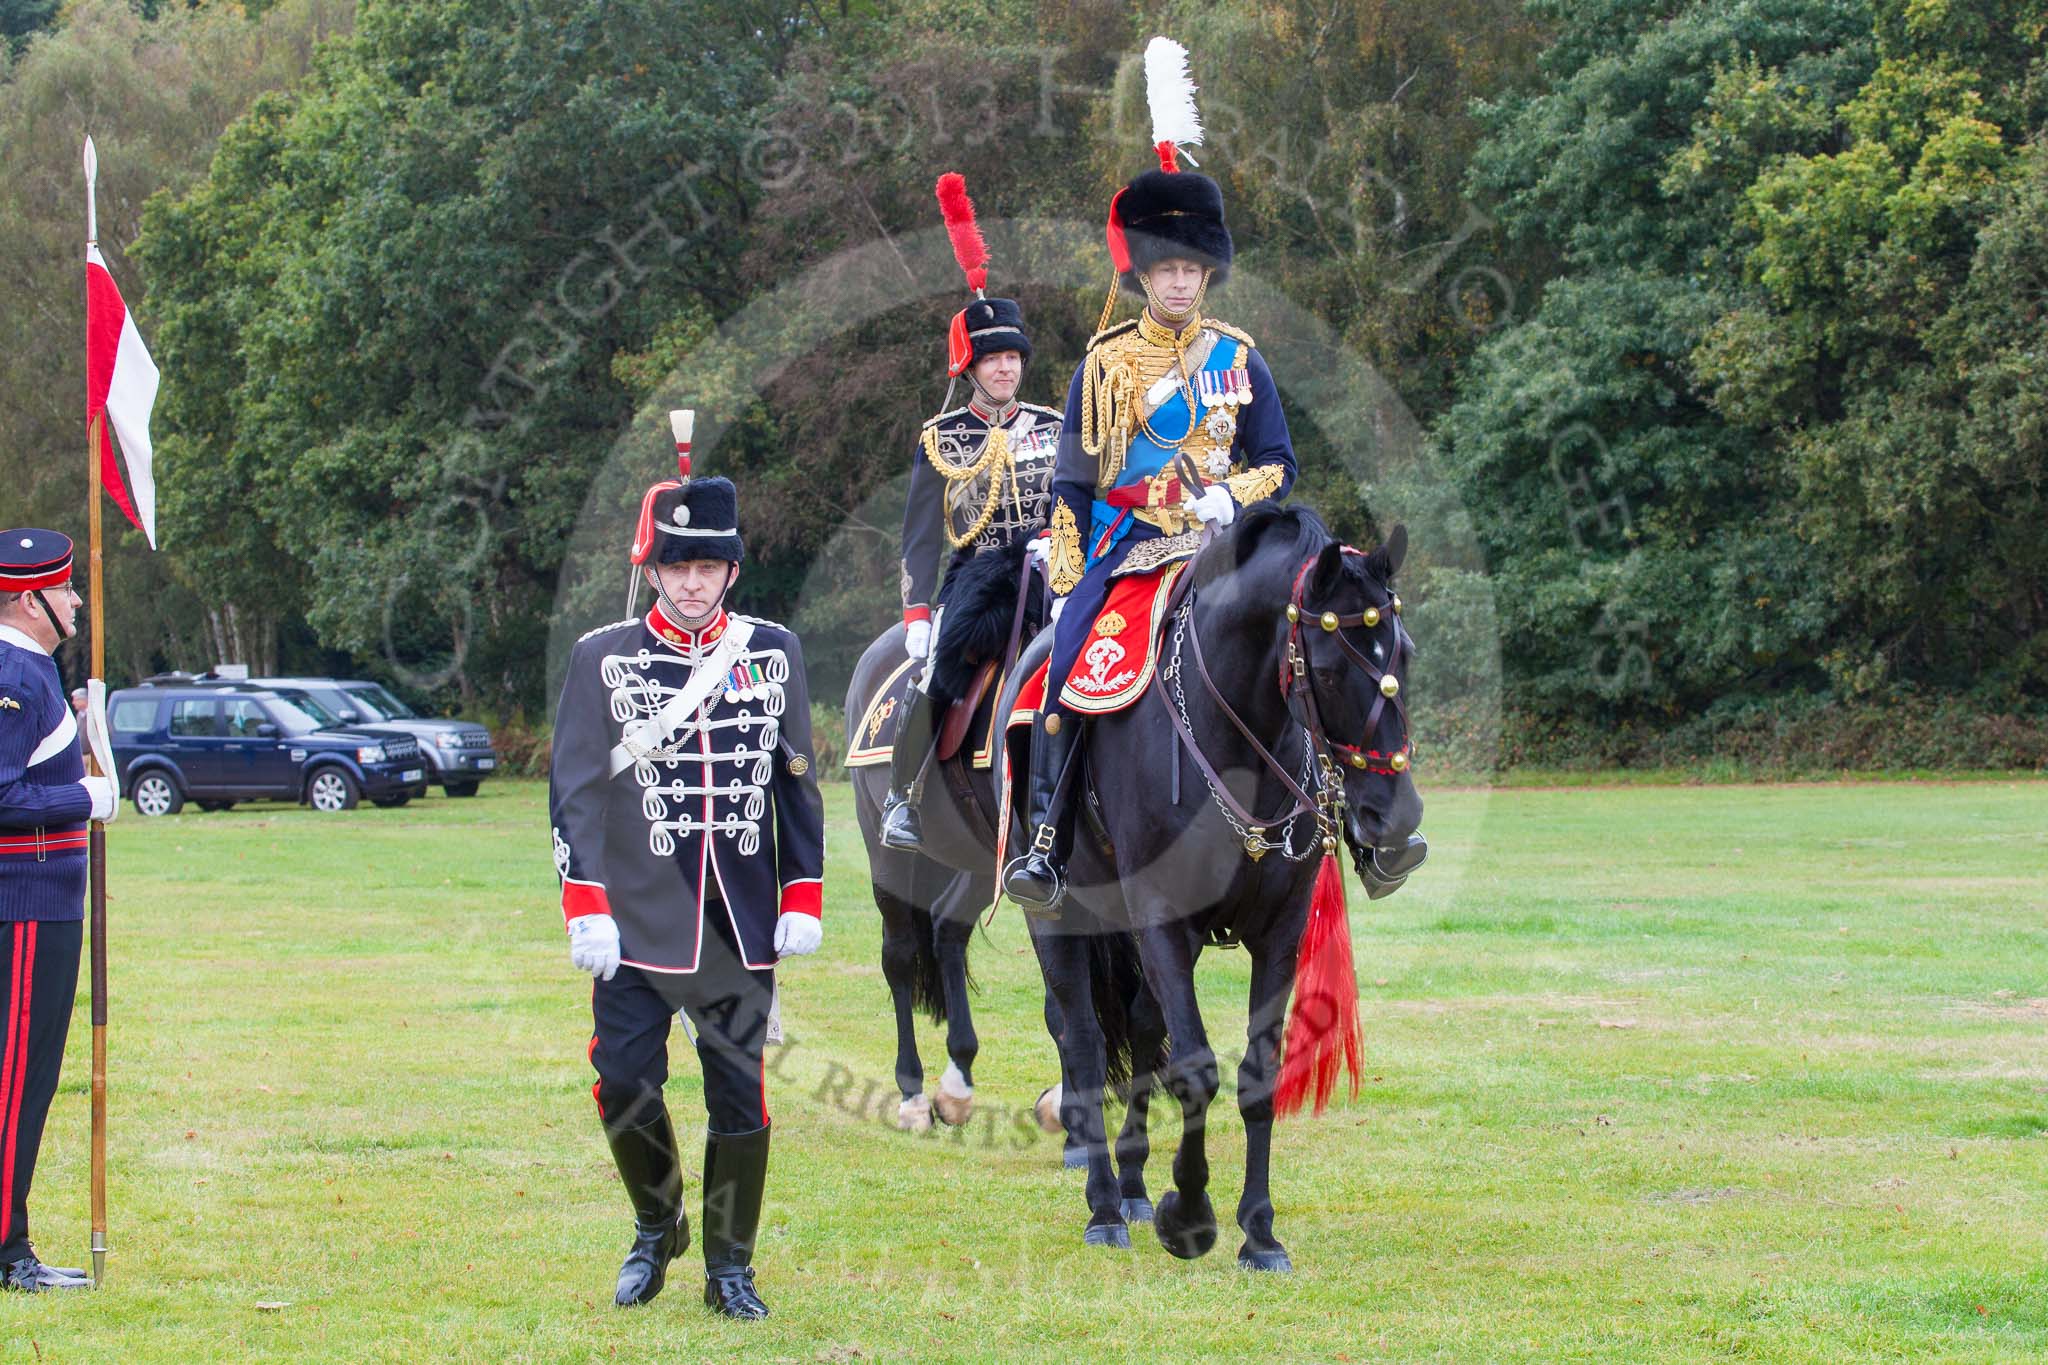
{"left": 1282, "top": 548, "right": 1414, "bottom": 778}
{"left": 1153, "top": 544, "right": 1415, "bottom": 863}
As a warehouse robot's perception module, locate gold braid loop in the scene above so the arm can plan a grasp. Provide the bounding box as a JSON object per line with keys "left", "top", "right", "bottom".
{"left": 922, "top": 423, "right": 1014, "bottom": 550}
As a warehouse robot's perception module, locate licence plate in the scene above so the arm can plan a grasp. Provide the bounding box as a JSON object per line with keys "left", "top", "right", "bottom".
{"left": 476, "top": 757, "right": 496, "bottom": 770}
{"left": 402, "top": 769, "right": 424, "bottom": 782}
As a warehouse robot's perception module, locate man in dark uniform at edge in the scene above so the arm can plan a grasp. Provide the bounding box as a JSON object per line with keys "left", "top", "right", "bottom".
{"left": 0, "top": 529, "right": 114, "bottom": 1292}
{"left": 549, "top": 477, "right": 825, "bottom": 1320}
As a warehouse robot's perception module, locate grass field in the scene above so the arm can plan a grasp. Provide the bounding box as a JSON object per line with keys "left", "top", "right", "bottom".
{"left": 1, "top": 777, "right": 2043, "bottom": 1362}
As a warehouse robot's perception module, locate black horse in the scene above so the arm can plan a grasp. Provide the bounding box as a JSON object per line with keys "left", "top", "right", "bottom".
{"left": 996, "top": 503, "right": 1426, "bottom": 1270}
{"left": 846, "top": 546, "right": 1168, "bottom": 1209}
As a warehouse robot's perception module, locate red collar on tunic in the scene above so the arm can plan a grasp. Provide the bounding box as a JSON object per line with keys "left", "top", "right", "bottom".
{"left": 647, "top": 602, "right": 730, "bottom": 650}
{"left": 967, "top": 396, "right": 1021, "bottom": 425}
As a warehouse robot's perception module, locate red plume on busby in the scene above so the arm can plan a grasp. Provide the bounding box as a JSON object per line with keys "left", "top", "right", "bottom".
{"left": 935, "top": 172, "right": 1032, "bottom": 378}
{"left": 936, "top": 173, "right": 988, "bottom": 295}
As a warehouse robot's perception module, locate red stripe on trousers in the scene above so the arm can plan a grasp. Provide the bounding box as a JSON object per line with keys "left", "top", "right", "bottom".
{"left": 0, "top": 925, "right": 24, "bottom": 1244}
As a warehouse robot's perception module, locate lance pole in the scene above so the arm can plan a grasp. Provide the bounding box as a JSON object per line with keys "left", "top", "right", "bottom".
{"left": 83, "top": 134, "right": 110, "bottom": 1289}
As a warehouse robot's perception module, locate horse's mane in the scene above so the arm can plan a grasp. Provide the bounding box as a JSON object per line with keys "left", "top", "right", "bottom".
{"left": 1191, "top": 501, "right": 1333, "bottom": 589}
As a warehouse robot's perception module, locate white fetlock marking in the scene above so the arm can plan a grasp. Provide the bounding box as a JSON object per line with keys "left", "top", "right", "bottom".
{"left": 939, "top": 1062, "right": 973, "bottom": 1100}
{"left": 897, "top": 1094, "right": 933, "bottom": 1133}
{"left": 1035, "top": 1083, "right": 1064, "bottom": 1134}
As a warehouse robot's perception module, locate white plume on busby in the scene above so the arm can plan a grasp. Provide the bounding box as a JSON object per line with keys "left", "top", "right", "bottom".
{"left": 1102, "top": 35, "right": 1233, "bottom": 300}
{"left": 1143, "top": 36, "right": 1203, "bottom": 171}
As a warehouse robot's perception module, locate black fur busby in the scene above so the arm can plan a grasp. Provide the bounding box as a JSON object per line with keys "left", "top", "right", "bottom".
{"left": 958, "top": 296, "right": 1032, "bottom": 369}
{"left": 650, "top": 477, "right": 744, "bottom": 565}
{"left": 1114, "top": 169, "right": 1233, "bottom": 294}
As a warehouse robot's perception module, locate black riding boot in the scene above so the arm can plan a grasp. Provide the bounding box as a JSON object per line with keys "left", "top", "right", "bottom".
{"left": 1002, "top": 712, "right": 1079, "bottom": 915}
{"left": 701, "top": 1124, "right": 772, "bottom": 1320}
{"left": 606, "top": 1105, "right": 688, "bottom": 1307}
{"left": 878, "top": 685, "right": 938, "bottom": 852}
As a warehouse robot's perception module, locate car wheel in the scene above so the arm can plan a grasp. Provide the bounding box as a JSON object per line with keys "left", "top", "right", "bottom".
{"left": 196, "top": 800, "right": 236, "bottom": 813}
{"left": 370, "top": 794, "right": 411, "bottom": 808}
{"left": 132, "top": 772, "right": 183, "bottom": 817}
{"left": 443, "top": 781, "right": 480, "bottom": 798}
{"left": 307, "top": 767, "right": 361, "bottom": 812}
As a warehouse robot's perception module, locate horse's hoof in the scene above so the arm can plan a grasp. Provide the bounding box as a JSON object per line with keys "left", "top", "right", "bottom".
{"left": 1154, "top": 1191, "right": 1218, "bottom": 1260}
{"left": 932, "top": 1064, "right": 973, "bottom": 1126}
{"left": 895, "top": 1094, "right": 932, "bottom": 1134}
{"left": 1237, "top": 1242, "right": 1293, "bottom": 1273}
{"left": 1119, "top": 1197, "right": 1155, "bottom": 1224}
{"left": 1034, "top": 1085, "right": 1064, "bottom": 1134}
{"left": 1083, "top": 1221, "right": 1131, "bottom": 1250}
{"left": 1061, "top": 1142, "right": 1088, "bottom": 1171}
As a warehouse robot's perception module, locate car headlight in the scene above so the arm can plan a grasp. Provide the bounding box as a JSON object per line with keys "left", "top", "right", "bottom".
{"left": 356, "top": 745, "right": 386, "bottom": 763}
{"left": 434, "top": 733, "right": 461, "bottom": 748}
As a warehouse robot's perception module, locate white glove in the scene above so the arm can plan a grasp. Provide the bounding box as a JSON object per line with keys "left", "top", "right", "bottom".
{"left": 80, "top": 775, "right": 117, "bottom": 824}
{"left": 1024, "top": 534, "right": 1052, "bottom": 575}
{"left": 1183, "top": 483, "right": 1237, "bottom": 529}
{"left": 905, "top": 618, "right": 932, "bottom": 661}
{"left": 567, "top": 914, "right": 621, "bottom": 981}
{"left": 774, "top": 912, "right": 822, "bottom": 958}
{"left": 1049, "top": 596, "right": 1067, "bottom": 625}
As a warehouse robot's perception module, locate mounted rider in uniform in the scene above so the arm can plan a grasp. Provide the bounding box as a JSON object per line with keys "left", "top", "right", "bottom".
{"left": 1003, "top": 39, "right": 1297, "bottom": 913}
{"left": 878, "top": 173, "right": 1062, "bottom": 853}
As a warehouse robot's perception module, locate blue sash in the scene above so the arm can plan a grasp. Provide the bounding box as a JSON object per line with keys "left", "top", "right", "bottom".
{"left": 1087, "top": 335, "right": 1242, "bottom": 565}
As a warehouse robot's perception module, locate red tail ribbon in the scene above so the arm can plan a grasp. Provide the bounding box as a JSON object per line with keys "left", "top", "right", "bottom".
{"left": 1273, "top": 852, "right": 1363, "bottom": 1117}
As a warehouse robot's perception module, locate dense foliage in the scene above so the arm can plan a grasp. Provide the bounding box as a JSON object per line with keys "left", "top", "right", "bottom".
{"left": 2, "top": 0, "right": 2040, "bottom": 760}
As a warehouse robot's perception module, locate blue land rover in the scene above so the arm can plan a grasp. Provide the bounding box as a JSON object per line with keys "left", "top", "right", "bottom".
{"left": 108, "top": 684, "right": 430, "bottom": 815}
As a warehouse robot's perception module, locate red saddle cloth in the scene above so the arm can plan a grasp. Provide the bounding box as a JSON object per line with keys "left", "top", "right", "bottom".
{"left": 1008, "top": 561, "right": 1188, "bottom": 727}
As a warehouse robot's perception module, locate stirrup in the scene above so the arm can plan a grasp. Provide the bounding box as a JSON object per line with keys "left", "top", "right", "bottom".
{"left": 878, "top": 790, "right": 924, "bottom": 852}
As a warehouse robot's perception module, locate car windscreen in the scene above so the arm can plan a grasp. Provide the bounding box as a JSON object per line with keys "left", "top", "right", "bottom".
{"left": 263, "top": 695, "right": 330, "bottom": 736}
{"left": 306, "top": 686, "right": 370, "bottom": 723}
{"left": 349, "top": 683, "right": 417, "bottom": 720}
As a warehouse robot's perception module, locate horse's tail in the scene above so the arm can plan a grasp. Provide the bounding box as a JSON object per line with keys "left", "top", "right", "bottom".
{"left": 1089, "top": 932, "right": 1145, "bottom": 1097}
{"left": 907, "top": 902, "right": 948, "bottom": 1025}
{"left": 1274, "top": 853, "right": 1364, "bottom": 1117}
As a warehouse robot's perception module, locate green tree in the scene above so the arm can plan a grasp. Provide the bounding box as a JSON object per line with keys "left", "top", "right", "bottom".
{"left": 0, "top": 0, "right": 355, "bottom": 684}
{"left": 140, "top": 0, "right": 830, "bottom": 707}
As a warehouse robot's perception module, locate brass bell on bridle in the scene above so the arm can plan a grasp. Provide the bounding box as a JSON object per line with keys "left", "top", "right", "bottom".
{"left": 1363, "top": 606, "right": 1380, "bottom": 627}
{"left": 1285, "top": 603, "right": 1300, "bottom": 623}
{"left": 1320, "top": 611, "right": 1340, "bottom": 632}
{"left": 1379, "top": 674, "right": 1399, "bottom": 698}
{"left": 1391, "top": 594, "right": 1403, "bottom": 615}
{"left": 1345, "top": 750, "right": 1368, "bottom": 769}
{"left": 1390, "top": 749, "right": 1409, "bottom": 772}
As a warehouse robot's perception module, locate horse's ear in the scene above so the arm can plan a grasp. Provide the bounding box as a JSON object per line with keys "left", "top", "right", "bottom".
{"left": 1365, "top": 523, "right": 1408, "bottom": 580}
{"left": 1308, "top": 541, "right": 1346, "bottom": 601}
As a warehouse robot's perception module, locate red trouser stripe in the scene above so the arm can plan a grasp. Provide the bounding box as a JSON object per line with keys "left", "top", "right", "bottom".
{"left": 0, "top": 924, "right": 27, "bottom": 1244}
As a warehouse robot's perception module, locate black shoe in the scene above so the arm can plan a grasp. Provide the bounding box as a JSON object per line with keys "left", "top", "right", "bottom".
{"left": 605, "top": 1104, "right": 688, "bottom": 1307}
{"left": 703, "top": 1265, "right": 769, "bottom": 1320}
{"left": 877, "top": 791, "right": 924, "bottom": 852}
{"left": 1002, "top": 715, "right": 1079, "bottom": 915}
{"left": 2, "top": 1255, "right": 90, "bottom": 1292}
{"left": 701, "top": 1124, "right": 771, "bottom": 1320}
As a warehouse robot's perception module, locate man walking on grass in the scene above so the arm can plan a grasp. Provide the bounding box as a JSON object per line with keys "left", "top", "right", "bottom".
{"left": 548, "top": 474, "right": 825, "bottom": 1320}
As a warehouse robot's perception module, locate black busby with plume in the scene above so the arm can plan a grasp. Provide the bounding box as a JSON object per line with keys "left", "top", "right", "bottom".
{"left": 1105, "top": 38, "right": 1234, "bottom": 298}
{"left": 628, "top": 409, "right": 745, "bottom": 569}
{"left": 936, "top": 172, "right": 1032, "bottom": 376}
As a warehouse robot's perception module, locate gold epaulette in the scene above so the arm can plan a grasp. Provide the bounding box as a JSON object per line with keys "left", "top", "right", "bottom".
{"left": 1207, "top": 320, "right": 1256, "bottom": 349}
{"left": 1085, "top": 318, "right": 1140, "bottom": 352}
